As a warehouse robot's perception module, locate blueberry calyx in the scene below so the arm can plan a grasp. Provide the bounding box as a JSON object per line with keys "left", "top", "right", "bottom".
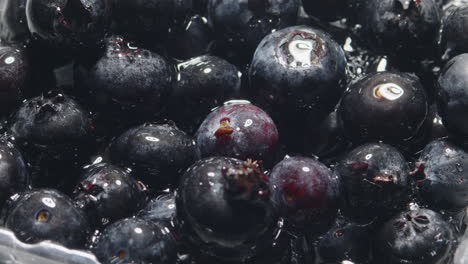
{"left": 222, "top": 159, "right": 269, "bottom": 201}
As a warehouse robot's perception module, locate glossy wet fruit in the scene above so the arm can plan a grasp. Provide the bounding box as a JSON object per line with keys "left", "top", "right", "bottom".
{"left": 269, "top": 156, "right": 341, "bottom": 234}
{"left": 0, "top": 140, "right": 30, "bottom": 206}
{"left": 73, "top": 163, "right": 148, "bottom": 228}
{"left": 249, "top": 25, "right": 347, "bottom": 143}
{"left": 195, "top": 101, "right": 279, "bottom": 165}
{"left": 208, "top": 0, "right": 300, "bottom": 56}
{"left": 335, "top": 143, "right": 410, "bottom": 222}
{"left": 440, "top": 5, "right": 468, "bottom": 61}
{"left": 374, "top": 206, "right": 455, "bottom": 264}
{"left": 108, "top": 122, "right": 198, "bottom": 190}
{"left": 176, "top": 157, "right": 278, "bottom": 262}
{"left": 413, "top": 139, "right": 468, "bottom": 212}
{"left": 93, "top": 217, "right": 177, "bottom": 264}
{"left": 437, "top": 53, "right": 468, "bottom": 139}
{"left": 339, "top": 72, "right": 428, "bottom": 144}
{"left": 5, "top": 189, "right": 90, "bottom": 248}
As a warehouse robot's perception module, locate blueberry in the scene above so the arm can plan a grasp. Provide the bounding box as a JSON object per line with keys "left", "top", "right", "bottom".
{"left": 440, "top": 5, "right": 468, "bottom": 61}
{"left": 138, "top": 192, "right": 176, "bottom": 226}
{"left": 335, "top": 143, "right": 410, "bottom": 222}
{"left": 413, "top": 139, "right": 468, "bottom": 212}
{"left": 168, "top": 55, "right": 241, "bottom": 133}
{"left": 108, "top": 122, "right": 198, "bottom": 190}
{"left": 73, "top": 163, "right": 148, "bottom": 228}
{"left": 5, "top": 189, "right": 90, "bottom": 248}
{"left": 317, "top": 215, "right": 371, "bottom": 264}
{"left": 269, "top": 156, "right": 341, "bottom": 234}
{"left": 93, "top": 217, "right": 177, "bottom": 264}
{"left": 0, "top": 0, "right": 29, "bottom": 43}
{"left": 249, "top": 25, "right": 347, "bottom": 144}
{"left": 374, "top": 207, "right": 455, "bottom": 264}
{"left": 360, "top": 0, "right": 440, "bottom": 56}
{"left": 208, "top": 0, "right": 300, "bottom": 56}
{"left": 0, "top": 45, "right": 30, "bottom": 116}
{"left": 176, "top": 157, "right": 278, "bottom": 261}
{"left": 25, "top": 0, "right": 110, "bottom": 50}
{"left": 195, "top": 101, "right": 279, "bottom": 165}
{"left": 339, "top": 72, "right": 428, "bottom": 144}
{"left": 0, "top": 140, "right": 30, "bottom": 206}
{"left": 75, "top": 36, "right": 174, "bottom": 123}
{"left": 437, "top": 53, "right": 468, "bottom": 139}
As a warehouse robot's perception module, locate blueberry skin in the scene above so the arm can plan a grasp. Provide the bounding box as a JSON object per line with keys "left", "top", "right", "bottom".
{"left": 0, "top": 0, "right": 29, "bottom": 43}
{"left": 317, "top": 216, "right": 371, "bottom": 264}
{"left": 361, "top": 0, "right": 440, "bottom": 55}
{"left": 109, "top": 122, "right": 198, "bottom": 190}
{"left": 9, "top": 92, "right": 94, "bottom": 159}
{"left": 208, "top": 0, "right": 300, "bottom": 54}
{"left": 415, "top": 139, "right": 468, "bottom": 211}
{"left": 440, "top": 5, "right": 468, "bottom": 61}
{"left": 249, "top": 25, "right": 347, "bottom": 123}
{"left": 138, "top": 192, "right": 176, "bottom": 226}
{"left": 176, "top": 157, "right": 277, "bottom": 262}
{"left": 5, "top": 189, "right": 90, "bottom": 248}
{"left": 195, "top": 102, "right": 279, "bottom": 165}
{"left": 93, "top": 218, "right": 177, "bottom": 264}
{"left": 335, "top": 143, "right": 410, "bottom": 222}
{"left": 437, "top": 53, "right": 468, "bottom": 138}
{"left": 25, "top": 0, "right": 110, "bottom": 49}
{"left": 339, "top": 72, "right": 428, "bottom": 144}
{"left": 269, "top": 156, "right": 341, "bottom": 234}
{"left": 374, "top": 207, "right": 455, "bottom": 264}
{"left": 0, "top": 45, "right": 30, "bottom": 116}
{"left": 168, "top": 55, "right": 241, "bottom": 133}
{"left": 0, "top": 141, "right": 30, "bottom": 206}
{"left": 73, "top": 163, "right": 148, "bottom": 228}
{"left": 76, "top": 36, "right": 174, "bottom": 120}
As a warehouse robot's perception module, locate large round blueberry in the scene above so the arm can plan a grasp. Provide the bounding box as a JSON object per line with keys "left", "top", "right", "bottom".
{"left": 195, "top": 101, "right": 279, "bottom": 165}
{"left": 208, "top": 0, "right": 300, "bottom": 55}
{"left": 93, "top": 218, "right": 177, "bottom": 264}
{"left": 339, "top": 72, "right": 428, "bottom": 144}
{"left": 176, "top": 157, "right": 277, "bottom": 261}
{"left": 360, "top": 0, "right": 440, "bottom": 55}
{"left": 335, "top": 143, "right": 410, "bottom": 222}
{"left": 108, "top": 122, "right": 198, "bottom": 190}
{"left": 73, "top": 163, "right": 148, "bottom": 227}
{"left": 5, "top": 189, "right": 90, "bottom": 248}
{"left": 75, "top": 36, "right": 174, "bottom": 121}
{"left": 168, "top": 55, "right": 241, "bottom": 133}
{"left": 269, "top": 156, "right": 341, "bottom": 234}
{"left": 374, "top": 207, "right": 455, "bottom": 264}
{"left": 249, "top": 25, "right": 347, "bottom": 127}
{"left": 414, "top": 139, "right": 468, "bottom": 211}
{"left": 437, "top": 53, "right": 468, "bottom": 138}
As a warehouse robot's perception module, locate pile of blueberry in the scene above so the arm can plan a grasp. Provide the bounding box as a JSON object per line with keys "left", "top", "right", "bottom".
{"left": 0, "top": 0, "right": 468, "bottom": 263}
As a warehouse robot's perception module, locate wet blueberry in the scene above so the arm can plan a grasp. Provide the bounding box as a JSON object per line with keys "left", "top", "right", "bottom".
{"left": 108, "top": 122, "right": 198, "bottom": 190}
{"left": 5, "top": 189, "right": 90, "bottom": 248}
{"left": 269, "top": 156, "right": 341, "bottom": 234}
{"left": 93, "top": 217, "right": 177, "bottom": 264}
{"left": 249, "top": 25, "right": 347, "bottom": 149}
{"left": 176, "top": 157, "right": 278, "bottom": 262}
{"left": 0, "top": 140, "right": 30, "bottom": 206}
{"left": 0, "top": 45, "right": 30, "bottom": 116}
{"left": 335, "top": 143, "right": 411, "bottom": 222}
{"left": 374, "top": 206, "right": 455, "bottom": 264}
{"left": 168, "top": 55, "right": 241, "bottom": 134}
{"left": 437, "top": 53, "right": 468, "bottom": 139}
{"left": 75, "top": 36, "right": 174, "bottom": 124}
{"left": 208, "top": 0, "right": 300, "bottom": 56}
{"left": 73, "top": 163, "right": 148, "bottom": 228}
{"left": 360, "top": 0, "right": 441, "bottom": 56}
{"left": 195, "top": 101, "right": 279, "bottom": 165}
{"left": 413, "top": 139, "right": 468, "bottom": 212}
{"left": 339, "top": 72, "right": 428, "bottom": 144}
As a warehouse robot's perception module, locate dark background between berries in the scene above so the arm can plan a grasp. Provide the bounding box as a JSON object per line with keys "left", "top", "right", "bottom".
{"left": 0, "top": 0, "right": 466, "bottom": 264}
